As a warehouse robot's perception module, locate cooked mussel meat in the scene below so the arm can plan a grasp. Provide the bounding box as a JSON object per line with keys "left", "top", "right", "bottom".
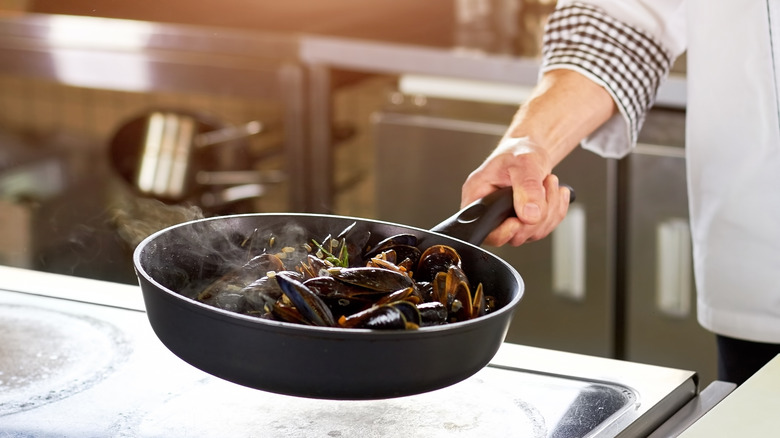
{"left": 415, "top": 244, "right": 461, "bottom": 283}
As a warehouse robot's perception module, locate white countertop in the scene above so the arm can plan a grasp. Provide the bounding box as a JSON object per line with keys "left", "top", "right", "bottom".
{"left": 0, "top": 265, "right": 145, "bottom": 311}
{"left": 679, "top": 354, "right": 780, "bottom": 437}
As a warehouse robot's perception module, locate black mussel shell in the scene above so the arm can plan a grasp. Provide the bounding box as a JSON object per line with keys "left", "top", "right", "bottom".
{"left": 275, "top": 272, "right": 336, "bottom": 327}
{"left": 417, "top": 301, "right": 448, "bottom": 326}
{"left": 328, "top": 267, "right": 414, "bottom": 293}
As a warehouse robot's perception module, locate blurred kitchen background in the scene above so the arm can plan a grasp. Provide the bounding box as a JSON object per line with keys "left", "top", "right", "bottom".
{"left": 0, "top": 0, "right": 713, "bottom": 384}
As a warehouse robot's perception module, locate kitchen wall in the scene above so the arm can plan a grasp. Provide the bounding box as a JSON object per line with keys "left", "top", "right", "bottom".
{"left": 26, "top": 0, "right": 456, "bottom": 46}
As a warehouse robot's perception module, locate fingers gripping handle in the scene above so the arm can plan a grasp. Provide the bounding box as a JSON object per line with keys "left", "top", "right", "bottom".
{"left": 430, "top": 185, "right": 575, "bottom": 246}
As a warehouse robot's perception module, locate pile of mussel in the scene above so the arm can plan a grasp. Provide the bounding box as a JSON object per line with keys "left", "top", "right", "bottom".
{"left": 193, "top": 222, "right": 497, "bottom": 330}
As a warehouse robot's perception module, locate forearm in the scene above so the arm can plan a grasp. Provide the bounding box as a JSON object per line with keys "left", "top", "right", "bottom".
{"left": 461, "top": 69, "right": 616, "bottom": 246}
{"left": 499, "top": 68, "right": 617, "bottom": 167}
{"left": 460, "top": 1, "right": 680, "bottom": 247}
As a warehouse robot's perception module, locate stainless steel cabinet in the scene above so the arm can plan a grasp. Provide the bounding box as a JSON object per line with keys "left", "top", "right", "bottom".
{"left": 624, "top": 143, "right": 717, "bottom": 385}
{"left": 372, "top": 97, "right": 617, "bottom": 358}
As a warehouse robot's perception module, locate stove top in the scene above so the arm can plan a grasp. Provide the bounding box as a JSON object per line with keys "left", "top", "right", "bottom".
{"left": 0, "top": 302, "right": 130, "bottom": 416}
{"left": 0, "top": 267, "right": 698, "bottom": 437}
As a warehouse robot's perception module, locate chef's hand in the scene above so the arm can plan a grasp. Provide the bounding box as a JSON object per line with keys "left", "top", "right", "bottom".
{"left": 461, "top": 137, "right": 572, "bottom": 247}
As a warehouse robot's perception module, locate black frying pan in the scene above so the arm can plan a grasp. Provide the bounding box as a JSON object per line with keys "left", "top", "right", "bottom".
{"left": 134, "top": 187, "right": 566, "bottom": 400}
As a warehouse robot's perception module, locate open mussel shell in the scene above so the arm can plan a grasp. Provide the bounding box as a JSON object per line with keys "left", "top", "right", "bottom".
{"left": 274, "top": 272, "right": 336, "bottom": 327}
{"left": 135, "top": 213, "right": 523, "bottom": 400}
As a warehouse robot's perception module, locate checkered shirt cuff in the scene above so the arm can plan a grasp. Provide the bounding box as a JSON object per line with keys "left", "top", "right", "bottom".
{"left": 541, "top": 2, "right": 674, "bottom": 147}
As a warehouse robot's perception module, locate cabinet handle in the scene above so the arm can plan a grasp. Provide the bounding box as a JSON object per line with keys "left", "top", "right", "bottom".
{"left": 552, "top": 204, "right": 586, "bottom": 301}
{"left": 655, "top": 218, "right": 693, "bottom": 318}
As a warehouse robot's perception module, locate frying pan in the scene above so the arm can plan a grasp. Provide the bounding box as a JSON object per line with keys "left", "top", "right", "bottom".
{"left": 134, "top": 187, "right": 568, "bottom": 400}
{"left": 109, "top": 109, "right": 263, "bottom": 207}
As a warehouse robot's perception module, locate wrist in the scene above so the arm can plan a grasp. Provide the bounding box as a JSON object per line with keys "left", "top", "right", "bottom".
{"left": 489, "top": 136, "right": 552, "bottom": 171}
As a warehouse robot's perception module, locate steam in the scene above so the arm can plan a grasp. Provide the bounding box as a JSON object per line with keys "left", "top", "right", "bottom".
{"left": 110, "top": 195, "right": 204, "bottom": 249}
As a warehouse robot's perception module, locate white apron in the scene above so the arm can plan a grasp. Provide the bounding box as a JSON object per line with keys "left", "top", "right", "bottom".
{"left": 566, "top": 0, "right": 780, "bottom": 342}
{"left": 685, "top": 1, "right": 780, "bottom": 343}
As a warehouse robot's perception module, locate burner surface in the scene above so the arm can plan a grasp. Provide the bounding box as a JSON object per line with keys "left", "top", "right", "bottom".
{"left": 127, "top": 366, "right": 632, "bottom": 438}
{"left": 0, "top": 303, "right": 130, "bottom": 415}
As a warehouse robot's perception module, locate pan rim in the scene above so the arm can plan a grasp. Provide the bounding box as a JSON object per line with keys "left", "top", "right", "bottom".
{"left": 133, "top": 212, "right": 524, "bottom": 337}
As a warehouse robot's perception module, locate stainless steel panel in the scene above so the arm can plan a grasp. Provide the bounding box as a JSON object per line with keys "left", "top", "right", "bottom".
{"left": 624, "top": 143, "right": 717, "bottom": 385}
{"left": 372, "top": 98, "right": 616, "bottom": 357}
{"left": 647, "top": 380, "right": 736, "bottom": 437}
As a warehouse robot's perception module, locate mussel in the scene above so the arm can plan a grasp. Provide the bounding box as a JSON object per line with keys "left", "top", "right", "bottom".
{"left": 196, "top": 253, "right": 285, "bottom": 303}
{"left": 193, "top": 227, "right": 495, "bottom": 330}
{"left": 338, "top": 301, "right": 421, "bottom": 330}
{"left": 327, "top": 267, "right": 414, "bottom": 293}
{"left": 274, "top": 271, "right": 336, "bottom": 327}
{"left": 415, "top": 244, "right": 461, "bottom": 283}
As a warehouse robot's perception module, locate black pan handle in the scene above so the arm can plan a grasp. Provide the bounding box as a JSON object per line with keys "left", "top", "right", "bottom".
{"left": 430, "top": 185, "right": 575, "bottom": 246}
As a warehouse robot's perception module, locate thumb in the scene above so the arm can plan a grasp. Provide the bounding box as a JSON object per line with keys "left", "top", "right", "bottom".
{"left": 513, "top": 175, "right": 548, "bottom": 225}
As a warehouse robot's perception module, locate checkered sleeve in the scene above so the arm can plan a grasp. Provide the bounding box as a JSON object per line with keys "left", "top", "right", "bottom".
{"left": 541, "top": 2, "right": 675, "bottom": 155}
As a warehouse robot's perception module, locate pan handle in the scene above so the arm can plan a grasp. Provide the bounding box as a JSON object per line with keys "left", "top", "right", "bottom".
{"left": 430, "top": 185, "right": 575, "bottom": 246}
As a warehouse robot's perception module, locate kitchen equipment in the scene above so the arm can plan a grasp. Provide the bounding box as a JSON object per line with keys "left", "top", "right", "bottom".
{"left": 0, "top": 132, "right": 66, "bottom": 268}
{"left": 134, "top": 188, "right": 531, "bottom": 400}
{"left": 0, "top": 129, "right": 139, "bottom": 283}
{"left": 108, "top": 109, "right": 267, "bottom": 207}
{"left": 454, "top": 0, "right": 520, "bottom": 54}
{"left": 0, "top": 266, "right": 718, "bottom": 437}
{"left": 516, "top": 0, "right": 557, "bottom": 57}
